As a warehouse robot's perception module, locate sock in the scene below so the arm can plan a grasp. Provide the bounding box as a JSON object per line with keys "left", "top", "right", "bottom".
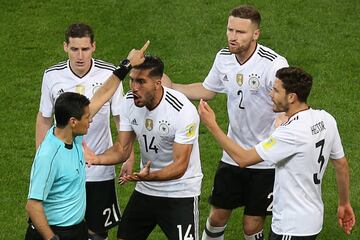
{"left": 201, "top": 218, "right": 226, "bottom": 240}
{"left": 244, "top": 229, "right": 264, "bottom": 240}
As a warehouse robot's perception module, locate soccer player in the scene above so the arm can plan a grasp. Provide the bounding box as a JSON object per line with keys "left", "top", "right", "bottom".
{"left": 198, "top": 67, "right": 356, "bottom": 239}
{"left": 85, "top": 55, "right": 203, "bottom": 240}
{"left": 162, "top": 5, "right": 288, "bottom": 240}
{"left": 35, "top": 23, "right": 129, "bottom": 239}
{"left": 26, "top": 92, "right": 91, "bottom": 240}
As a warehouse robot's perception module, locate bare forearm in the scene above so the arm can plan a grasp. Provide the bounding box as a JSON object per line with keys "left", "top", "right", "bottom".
{"left": 97, "top": 142, "right": 131, "bottom": 165}
{"left": 90, "top": 74, "right": 121, "bottom": 118}
{"left": 206, "top": 123, "right": 259, "bottom": 167}
{"left": 26, "top": 200, "right": 55, "bottom": 239}
{"left": 143, "top": 163, "right": 187, "bottom": 181}
{"left": 334, "top": 157, "right": 351, "bottom": 205}
{"left": 35, "top": 112, "right": 52, "bottom": 149}
{"left": 172, "top": 82, "right": 216, "bottom": 101}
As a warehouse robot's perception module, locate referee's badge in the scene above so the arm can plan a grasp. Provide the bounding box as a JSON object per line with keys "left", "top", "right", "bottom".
{"left": 145, "top": 119, "right": 153, "bottom": 131}
{"left": 75, "top": 84, "right": 85, "bottom": 95}
{"left": 236, "top": 73, "right": 243, "bottom": 86}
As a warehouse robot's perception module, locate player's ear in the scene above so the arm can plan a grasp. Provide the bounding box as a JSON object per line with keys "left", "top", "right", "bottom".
{"left": 63, "top": 41, "right": 68, "bottom": 53}
{"left": 253, "top": 28, "right": 260, "bottom": 41}
{"left": 92, "top": 41, "right": 96, "bottom": 52}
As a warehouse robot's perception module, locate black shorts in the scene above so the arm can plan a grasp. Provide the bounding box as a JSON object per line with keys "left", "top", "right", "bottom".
{"left": 25, "top": 220, "right": 87, "bottom": 240}
{"left": 269, "top": 228, "right": 318, "bottom": 240}
{"left": 85, "top": 179, "right": 121, "bottom": 232}
{"left": 209, "top": 161, "right": 275, "bottom": 216}
{"left": 117, "top": 190, "right": 199, "bottom": 240}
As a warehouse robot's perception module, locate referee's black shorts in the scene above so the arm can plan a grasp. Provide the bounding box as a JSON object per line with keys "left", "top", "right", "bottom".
{"left": 25, "top": 220, "right": 87, "bottom": 240}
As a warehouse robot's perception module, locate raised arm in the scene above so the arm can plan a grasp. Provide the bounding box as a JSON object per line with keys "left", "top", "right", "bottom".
{"left": 198, "top": 99, "right": 261, "bottom": 167}
{"left": 89, "top": 41, "right": 150, "bottom": 118}
{"left": 332, "top": 156, "right": 356, "bottom": 235}
{"left": 172, "top": 82, "right": 216, "bottom": 101}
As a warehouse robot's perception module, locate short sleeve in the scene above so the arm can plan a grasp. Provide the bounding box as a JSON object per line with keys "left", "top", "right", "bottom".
{"left": 266, "top": 56, "right": 289, "bottom": 91}
{"left": 202, "top": 53, "right": 226, "bottom": 93}
{"left": 255, "top": 126, "right": 297, "bottom": 165}
{"left": 119, "top": 97, "right": 133, "bottom": 132}
{"left": 28, "top": 150, "right": 57, "bottom": 201}
{"left": 39, "top": 72, "right": 55, "bottom": 117}
{"left": 329, "top": 119, "right": 345, "bottom": 160}
{"left": 174, "top": 104, "right": 200, "bottom": 144}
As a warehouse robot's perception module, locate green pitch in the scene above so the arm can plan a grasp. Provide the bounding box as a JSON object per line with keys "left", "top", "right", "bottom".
{"left": 1, "top": 0, "right": 358, "bottom": 239}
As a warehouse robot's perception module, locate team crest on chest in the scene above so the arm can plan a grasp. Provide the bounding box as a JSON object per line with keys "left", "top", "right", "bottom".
{"left": 75, "top": 84, "right": 85, "bottom": 95}
{"left": 248, "top": 73, "right": 260, "bottom": 91}
{"left": 92, "top": 82, "right": 103, "bottom": 94}
{"left": 145, "top": 119, "right": 153, "bottom": 131}
{"left": 159, "top": 120, "right": 170, "bottom": 136}
{"left": 236, "top": 73, "right": 243, "bottom": 86}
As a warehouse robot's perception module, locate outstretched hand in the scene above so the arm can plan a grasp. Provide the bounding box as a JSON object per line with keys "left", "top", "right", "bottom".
{"left": 119, "top": 160, "right": 152, "bottom": 183}
{"left": 82, "top": 141, "right": 97, "bottom": 167}
{"left": 127, "top": 40, "right": 150, "bottom": 67}
{"left": 338, "top": 203, "right": 356, "bottom": 235}
{"left": 198, "top": 99, "right": 218, "bottom": 130}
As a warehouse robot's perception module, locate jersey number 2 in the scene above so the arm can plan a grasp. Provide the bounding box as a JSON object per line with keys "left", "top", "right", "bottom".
{"left": 313, "top": 139, "right": 325, "bottom": 184}
{"left": 237, "top": 90, "right": 245, "bottom": 109}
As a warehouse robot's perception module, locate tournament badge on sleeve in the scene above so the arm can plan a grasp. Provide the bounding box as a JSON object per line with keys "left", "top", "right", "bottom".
{"left": 236, "top": 73, "right": 244, "bottom": 87}
{"left": 75, "top": 84, "right": 85, "bottom": 95}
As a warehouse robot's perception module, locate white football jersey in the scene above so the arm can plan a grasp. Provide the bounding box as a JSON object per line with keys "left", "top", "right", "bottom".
{"left": 39, "top": 59, "right": 124, "bottom": 181}
{"left": 203, "top": 44, "right": 288, "bottom": 168}
{"left": 255, "top": 108, "right": 345, "bottom": 235}
{"left": 119, "top": 87, "right": 203, "bottom": 198}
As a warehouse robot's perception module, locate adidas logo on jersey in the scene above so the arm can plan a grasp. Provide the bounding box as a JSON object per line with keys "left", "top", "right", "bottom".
{"left": 57, "top": 89, "right": 64, "bottom": 96}
{"left": 131, "top": 118, "right": 138, "bottom": 125}
{"left": 222, "top": 75, "right": 229, "bottom": 81}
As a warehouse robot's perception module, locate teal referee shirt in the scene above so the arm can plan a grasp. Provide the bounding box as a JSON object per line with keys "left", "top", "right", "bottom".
{"left": 28, "top": 126, "right": 86, "bottom": 226}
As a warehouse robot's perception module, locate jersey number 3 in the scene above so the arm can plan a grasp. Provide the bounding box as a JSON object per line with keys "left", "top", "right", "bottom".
{"left": 313, "top": 139, "right": 325, "bottom": 184}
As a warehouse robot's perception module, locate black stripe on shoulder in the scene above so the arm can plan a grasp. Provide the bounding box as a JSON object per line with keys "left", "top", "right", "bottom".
{"left": 220, "top": 52, "right": 232, "bottom": 55}
{"left": 165, "top": 97, "right": 181, "bottom": 112}
{"left": 125, "top": 91, "right": 134, "bottom": 99}
{"left": 220, "top": 47, "right": 230, "bottom": 52}
{"left": 94, "top": 64, "right": 116, "bottom": 71}
{"left": 94, "top": 59, "right": 116, "bottom": 68}
{"left": 259, "top": 47, "right": 277, "bottom": 59}
{"left": 45, "top": 66, "right": 67, "bottom": 73}
{"left": 166, "top": 92, "right": 183, "bottom": 107}
{"left": 45, "top": 61, "right": 67, "bottom": 72}
{"left": 257, "top": 52, "right": 274, "bottom": 62}
{"left": 165, "top": 92, "right": 183, "bottom": 112}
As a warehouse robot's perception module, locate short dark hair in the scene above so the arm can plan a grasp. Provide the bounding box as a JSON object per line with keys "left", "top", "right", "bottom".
{"left": 229, "top": 5, "right": 261, "bottom": 27}
{"left": 55, "top": 92, "right": 90, "bottom": 128}
{"left": 276, "top": 67, "right": 313, "bottom": 103}
{"left": 133, "top": 55, "right": 164, "bottom": 79}
{"left": 65, "top": 23, "right": 94, "bottom": 44}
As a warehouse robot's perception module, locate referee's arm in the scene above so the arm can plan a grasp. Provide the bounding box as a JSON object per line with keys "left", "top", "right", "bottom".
{"left": 26, "top": 199, "right": 56, "bottom": 240}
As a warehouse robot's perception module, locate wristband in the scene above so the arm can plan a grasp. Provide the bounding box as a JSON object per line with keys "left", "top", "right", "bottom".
{"left": 113, "top": 59, "right": 132, "bottom": 80}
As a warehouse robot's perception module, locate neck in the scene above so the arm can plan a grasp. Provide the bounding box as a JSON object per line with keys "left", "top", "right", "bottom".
{"left": 235, "top": 42, "right": 257, "bottom": 64}
{"left": 286, "top": 102, "right": 309, "bottom": 117}
{"left": 54, "top": 126, "right": 74, "bottom": 145}
{"left": 69, "top": 60, "right": 92, "bottom": 78}
{"left": 147, "top": 86, "right": 164, "bottom": 110}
